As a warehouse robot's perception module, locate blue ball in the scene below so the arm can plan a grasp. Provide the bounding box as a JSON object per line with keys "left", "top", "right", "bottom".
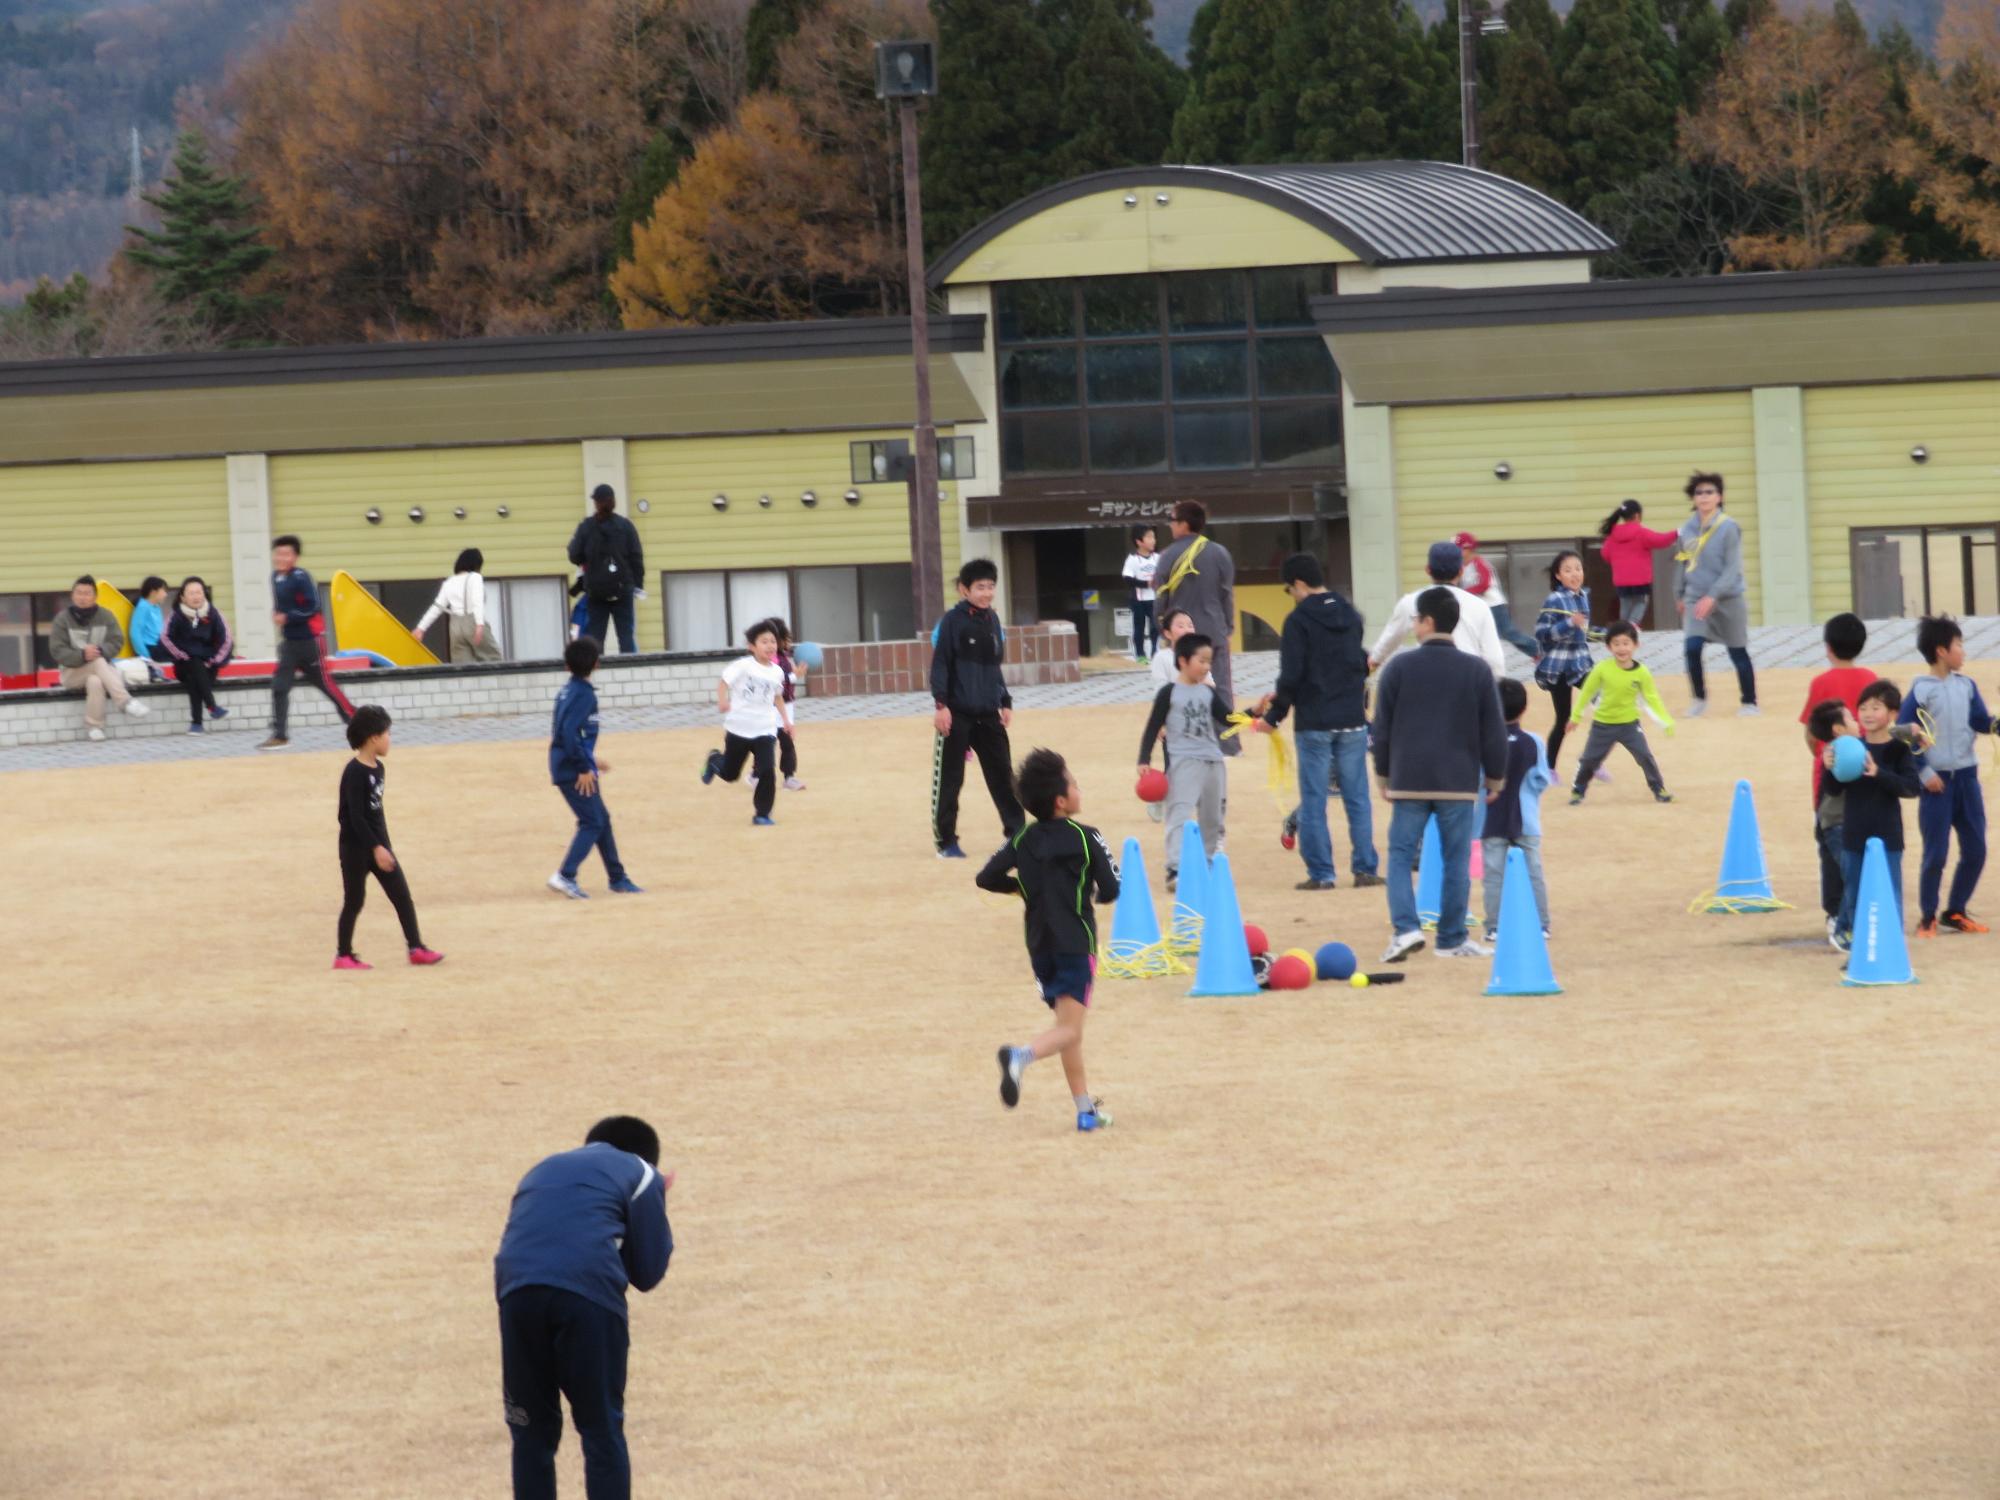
{"left": 1314, "top": 941, "right": 1357, "bottom": 981}
{"left": 1831, "top": 735, "right": 1868, "bottom": 783}
{"left": 793, "top": 641, "right": 825, "bottom": 669}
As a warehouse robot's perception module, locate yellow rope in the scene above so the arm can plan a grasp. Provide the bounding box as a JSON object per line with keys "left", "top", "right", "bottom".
{"left": 1688, "top": 879, "right": 1793, "bottom": 915}
{"left": 1221, "top": 711, "right": 1292, "bottom": 803}
{"left": 1101, "top": 935, "right": 1192, "bottom": 979}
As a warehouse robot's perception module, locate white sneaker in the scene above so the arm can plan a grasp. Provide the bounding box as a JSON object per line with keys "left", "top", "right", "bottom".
{"left": 123, "top": 698, "right": 150, "bottom": 717}
{"left": 1434, "top": 938, "right": 1493, "bottom": 959}
{"left": 86, "top": 727, "right": 106, "bottom": 742}
{"left": 1686, "top": 699, "right": 1709, "bottom": 718}
{"left": 1381, "top": 930, "right": 1426, "bottom": 963}
{"left": 783, "top": 776, "right": 806, "bottom": 791}
{"left": 1737, "top": 704, "right": 1761, "bottom": 717}
{"left": 546, "top": 873, "right": 589, "bottom": 900}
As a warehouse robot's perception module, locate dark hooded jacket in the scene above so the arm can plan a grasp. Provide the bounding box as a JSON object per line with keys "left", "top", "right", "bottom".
{"left": 1261, "top": 589, "right": 1368, "bottom": 732}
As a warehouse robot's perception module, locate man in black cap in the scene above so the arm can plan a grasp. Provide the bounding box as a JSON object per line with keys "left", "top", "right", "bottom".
{"left": 567, "top": 485, "right": 645, "bottom": 654}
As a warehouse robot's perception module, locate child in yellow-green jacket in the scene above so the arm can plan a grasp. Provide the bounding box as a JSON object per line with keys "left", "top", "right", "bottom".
{"left": 1570, "top": 622, "right": 1675, "bottom": 806}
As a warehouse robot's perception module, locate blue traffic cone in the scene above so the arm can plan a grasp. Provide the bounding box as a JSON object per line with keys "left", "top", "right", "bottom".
{"left": 1843, "top": 837, "right": 1915, "bottom": 987}
{"left": 1484, "top": 846, "right": 1561, "bottom": 996}
{"left": 1414, "top": 814, "right": 1443, "bottom": 929}
{"left": 1188, "top": 853, "right": 1259, "bottom": 997}
{"left": 1702, "top": 779, "right": 1784, "bottom": 913}
{"left": 1171, "top": 821, "right": 1208, "bottom": 948}
{"left": 1105, "top": 836, "right": 1163, "bottom": 958}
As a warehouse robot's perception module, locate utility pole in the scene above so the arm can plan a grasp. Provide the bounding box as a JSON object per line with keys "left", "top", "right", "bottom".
{"left": 1458, "top": 2, "right": 1509, "bottom": 169}
{"left": 877, "top": 40, "right": 944, "bottom": 638}
{"left": 128, "top": 127, "right": 143, "bottom": 202}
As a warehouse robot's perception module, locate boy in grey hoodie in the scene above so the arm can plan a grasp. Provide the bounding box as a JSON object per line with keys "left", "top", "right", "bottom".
{"left": 49, "top": 576, "right": 150, "bottom": 739}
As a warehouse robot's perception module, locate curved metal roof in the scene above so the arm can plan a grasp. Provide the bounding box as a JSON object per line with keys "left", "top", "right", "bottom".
{"left": 928, "top": 161, "right": 1616, "bottom": 285}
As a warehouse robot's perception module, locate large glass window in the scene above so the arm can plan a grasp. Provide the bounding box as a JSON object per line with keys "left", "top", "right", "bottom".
{"left": 1852, "top": 526, "right": 2000, "bottom": 618}
{"left": 0, "top": 591, "right": 71, "bottom": 676}
{"left": 667, "top": 565, "right": 916, "bottom": 648}
{"left": 995, "top": 266, "right": 1343, "bottom": 479}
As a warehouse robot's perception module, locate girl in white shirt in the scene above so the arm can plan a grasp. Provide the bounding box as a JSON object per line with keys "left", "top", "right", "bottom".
{"left": 416, "top": 548, "right": 501, "bottom": 662}
{"left": 700, "top": 620, "right": 793, "bottom": 825}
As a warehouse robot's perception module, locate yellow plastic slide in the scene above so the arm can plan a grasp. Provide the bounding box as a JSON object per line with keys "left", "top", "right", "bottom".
{"left": 330, "top": 569, "right": 441, "bottom": 667}
{"left": 93, "top": 578, "right": 136, "bottom": 656}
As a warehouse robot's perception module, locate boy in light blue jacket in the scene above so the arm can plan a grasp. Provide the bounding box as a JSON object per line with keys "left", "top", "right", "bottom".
{"left": 1482, "top": 677, "right": 1554, "bottom": 937}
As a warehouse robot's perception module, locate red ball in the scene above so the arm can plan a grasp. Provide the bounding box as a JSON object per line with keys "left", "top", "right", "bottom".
{"left": 1136, "top": 767, "right": 1169, "bottom": 803}
{"left": 1269, "top": 954, "right": 1313, "bottom": 990}
{"left": 1243, "top": 923, "right": 1269, "bottom": 957}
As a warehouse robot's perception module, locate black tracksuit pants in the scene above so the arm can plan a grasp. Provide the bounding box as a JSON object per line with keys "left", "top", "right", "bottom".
{"left": 500, "top": 1285, "right": 631, "bottom": 1500}
{"left": 932, "top": 709, "right": 1024, "bottom": 851}
{"left": 273, "top": 635, "right": 354, "bottom": 735}
{"left": 338, "top": 843, "right": 423, "bottom": 955}
{"left": 714, "top": 733, "right": 776, "bottom": 817}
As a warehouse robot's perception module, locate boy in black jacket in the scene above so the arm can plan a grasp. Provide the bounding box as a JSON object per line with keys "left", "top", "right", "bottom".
{"left": 930, "top": 558, "right": 1024, "bottom": 858}
{"left": 335, "top": 705, "right": 443, "bottom": 970}
{"left": 979, "top": 749, "right": 1120, "bottom": 1132}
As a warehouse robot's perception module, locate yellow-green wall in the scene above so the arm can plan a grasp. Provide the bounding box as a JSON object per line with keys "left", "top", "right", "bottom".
{"left": 0, "top": 459, "right": 234, "bottom": 617}
{"left": 1803, "top": 381, "right": 2000, "bottom": 618}
{"left": 1390, "top": 392, "right": 1762, "bottom": 619}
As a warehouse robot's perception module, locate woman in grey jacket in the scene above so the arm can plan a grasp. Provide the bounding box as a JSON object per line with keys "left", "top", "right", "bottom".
{"left": 1676, "top": 471, "right": 1757, "bottom": 715}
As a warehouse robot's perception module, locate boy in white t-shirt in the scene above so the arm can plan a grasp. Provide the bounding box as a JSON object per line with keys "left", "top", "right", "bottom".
{"left": 701, "top": 620, "right": 793, "bottom": 825}
{"left": 1122, "top": 525, "right": 1160, "bottom": 662}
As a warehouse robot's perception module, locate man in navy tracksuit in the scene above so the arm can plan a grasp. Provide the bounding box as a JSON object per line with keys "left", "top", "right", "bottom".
{"left": 258, "top": 534, "right": 353, "bottom": 750}
{"left": 930, "top": 558, "right": 1024, "bottom": 858}
{"left": 495, "top": 1115, "right": 674, "bottom": 1500}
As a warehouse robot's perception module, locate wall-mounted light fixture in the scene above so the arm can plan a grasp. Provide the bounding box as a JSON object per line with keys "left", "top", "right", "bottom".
{"left": 496, "top": 505, "right": 510, "bottom": 518}
{"left": 844, "top": 489, "right": 862, "bottom": 505}
{"left": 757, "top": 493, "right": 772, "bottom": 508}
{"left": 1493, "top": 462, "right": 1513, "bottom": 481}
{"left": 636, "top": 498, "right": 651, "bottom": 513}
{"left": 453, "top": 506, "right": 467, "bottom": 520}
{"left": 1122, "top": 193, "right": 1138, "bottom": 208}
{"left": 1154, "top": 192, "right": 1170, "bottom": 206}
{"left": 365, "top": 508, "right": 382, "bottom": 525}
{"left": 1910, "top": 445, "right": 1930, "bottom": 465}
{"left": 711, "top": 494, "right": 728, "bottom": 511}
{"left": 801, "top": 490, "right": 818, "bottom": 508}
{"left": 408, "top": 506, "right": 425, "bottom": 522}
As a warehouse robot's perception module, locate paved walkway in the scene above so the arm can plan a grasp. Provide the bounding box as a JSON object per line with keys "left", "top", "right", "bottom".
{"left": 11, "top": 616, "right": 2000, "bottom": 775}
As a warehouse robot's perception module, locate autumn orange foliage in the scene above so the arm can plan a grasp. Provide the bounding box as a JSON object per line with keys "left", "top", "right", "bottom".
{"left": 1896, "top": 0, "right": 2000, "bottom": 256}
{"left": 1680, "top": 9, "right": 1893, "bottom": 270}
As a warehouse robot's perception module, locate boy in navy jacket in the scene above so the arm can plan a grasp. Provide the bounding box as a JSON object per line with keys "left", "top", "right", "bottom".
{"left": 930, "top": 558, "right": 1025, "bottom": 858}
{"left": 547, "top": 637, "right": 642, "bottom": 899}
{"left": 495, "top": 1115, "right": 674, "bottom": 1500}
{"left": 258, "top": 535, "right": 354, "bottom": 751}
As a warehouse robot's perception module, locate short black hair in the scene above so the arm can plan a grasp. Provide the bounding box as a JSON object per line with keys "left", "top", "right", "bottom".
{"left": 272, "top": 535, "right": 302, "bottom": 553}
{"left": 763, "top": 617, "right": 792, "bottom": 647}
{"left": 1604, "top": 621, "right": 1639, "bottom": 645}
{"left": 1822, "top": 612, "right": 1866, "bottom": 662}
{"left": 585, "top": 1114, "right": 659, "bottom": 1166}
{"left": 1684, "top": 472, "right": 1726, "bottom": 499}
{"left": 1171, "top": 499, "right": 1207, "bottom": 532}
{"left": 71, "top": 574, "right": 95, "bottom": 591}
{"left": 958, "top": 557, "right": 998, "bottom": 588}
{"left": 453, "top": 548, "right": 483, "bottom": 575}
{"left": 346, "top": 703, "right": 391, "bottom": 749}
{"left": 138, "top": 575, "right": 167, "bottom": 598}
{"left": 1174, "top": 632, "right": 1213, "bottom": 664}
{"left": 744, "top": 619, "right": 777, "bottom": 645}
{"left": 1131, "top": 524, "right": 1153, "bottom": 545}
{"left": 1015, "top": 747, "right": 1072, "bottom": 821}
{"left": 1916, "top": 613, "right": 1962, "bottom": 664}
{"left": 565, "top": 636, "right": 601, "bottom": 676}
{"left": 1859, "top": 679, "right": 1902, "bottom": 713}
{"left": 1547, "top": 550, "right": 1582, "bottom": 590}
{"left": 1415, "top": 585, "right": 1459, "bottom": 635}
{"left": 1807, "top": 699, "right": 1848, "bottom": 742}
{"left": 1158, "top": 607, "right": 1192, "bottom": 634}
{"left": 1279, "top": 552, "right": 1324, "bottom": 589}
{"left": 1497, "top": 676, "right": 1528, "bottom": 721}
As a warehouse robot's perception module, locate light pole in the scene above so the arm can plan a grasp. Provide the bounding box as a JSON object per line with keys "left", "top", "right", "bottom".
{"left": 1458, "top": 2, "right": 1509, "bottom": 169}
{"left": 877, "top": 40, "right": 944, "bottom": 639}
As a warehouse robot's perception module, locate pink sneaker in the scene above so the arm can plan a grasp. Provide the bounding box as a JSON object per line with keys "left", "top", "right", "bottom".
{"left": 332, "top": 955, "right": 372, "bottom": 971}
{"left": 408, "top": 947, "right": 445, "bottom": 966}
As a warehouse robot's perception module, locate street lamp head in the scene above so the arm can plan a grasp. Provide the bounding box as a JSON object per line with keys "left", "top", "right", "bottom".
{"left": 875, "top": 40, "right": 936, "bottom": 99}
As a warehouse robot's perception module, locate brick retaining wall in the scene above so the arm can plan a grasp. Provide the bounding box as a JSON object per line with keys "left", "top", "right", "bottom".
{"left": 809, "top": 621, "right": 1079, "bottom": 698}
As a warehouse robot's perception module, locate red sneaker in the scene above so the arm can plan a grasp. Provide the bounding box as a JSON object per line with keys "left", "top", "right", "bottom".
{"left": 1915, "top": 919, "right": 1939, "bottom": 940}
{"left": 1940, "top": 911, "right": 1989, "bottom": 934}
{"left": 408, "top": 947, "right": 445, "bottom": 966}
{"left": 333, "top": 954, "right": 372, "bottom": 971}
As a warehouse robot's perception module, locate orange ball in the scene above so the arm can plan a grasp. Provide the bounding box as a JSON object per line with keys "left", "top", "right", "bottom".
{"left": 1269, "top": 954, "right": 1313, "bottom": 990}
{"left": 1243, "top": 923, "right": 1269, "bottom": 957}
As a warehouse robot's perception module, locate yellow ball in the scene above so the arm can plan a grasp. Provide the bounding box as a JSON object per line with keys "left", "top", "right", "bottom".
{"left": 1282, "top": 947, "right": 1315, "bottom": 968}
{"left": 1349, "top": 973, "right": 1370, "bottom": 988}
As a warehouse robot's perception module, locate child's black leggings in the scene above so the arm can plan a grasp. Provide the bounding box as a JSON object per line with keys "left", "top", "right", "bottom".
{"left": 777, "top": 727, "right": 797, "bottom": 778}
{"left": 1543, "top": 682, "right": 1575, "bottom": 769}
{"left": 338, "top": 843, "right": 423, "bottom": 956}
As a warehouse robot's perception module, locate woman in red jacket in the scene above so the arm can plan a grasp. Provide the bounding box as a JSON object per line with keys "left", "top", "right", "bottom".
{"left": 1597, "top": 499, "right": 1680, "bottom": 625}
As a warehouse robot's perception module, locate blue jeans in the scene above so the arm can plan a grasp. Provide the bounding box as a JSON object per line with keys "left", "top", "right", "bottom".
{"left": 1684, "top": 636, "right": 1755, "bottom": 705}
{"left": 1129, "top": 599, "right": 1155, "bottom": 661}
{"left": 559, "top": 782, "right": 628, "bottom": 883}
{"left": 1490, "top": 598, "right": 1540, "bottom": 662}
{"left": 1387, "top": 799, "right": 1475, "bottom": 949}
{"left": 1294, "top": 727, "right": 1377, "bottom": 883}
{"left": 1916, "top": 765, "right": 1987, "bottom": 920}
{"left": 583, "top": 593, "right": 637, "bottom": 654}
{"left": 1838, "top": 844, "right": 1903, "bottom": 938}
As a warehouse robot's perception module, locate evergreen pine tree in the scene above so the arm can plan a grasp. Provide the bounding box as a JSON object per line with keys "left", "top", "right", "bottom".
{"left": 1658, "top": 0, "right": 1730, "bottom": 105}
{"left": 1050, "top": 0, "right": 1183, "bottom": 177}
{"left": 745, "top": 0, "right": 823, "bottom": 93}
{"left": 612, "top": 130, "right": 693, "bottom": 263}
{"left": 1171, "top": 0, "right": 1296, "bottom": 162}
{"left": 1483, "top": 0, "right": 1570, "bottom": 193}
{"left": 1289, "top": 0, "right": 1455, "bottom": 164}
{"left": 1556, "top": 0, "right": 1680, "bottom": 215}
{"left": 920, "top": 0, "right": 1065, "bottom": 252}
{"left": 122, "top": 130, "right": 275, "bottom": 342}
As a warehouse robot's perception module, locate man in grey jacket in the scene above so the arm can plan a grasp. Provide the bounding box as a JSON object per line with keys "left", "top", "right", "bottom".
{"left": 1371, "top": 587, "right": 1507, "bottom": 963}
{"left": 49, "top": 576, "right": 149, "bottom": 740}
{"left": 1153, "top": 500, "right": 1239, "bottom": 755}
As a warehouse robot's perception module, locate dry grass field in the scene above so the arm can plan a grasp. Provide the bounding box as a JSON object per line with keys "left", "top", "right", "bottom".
{"left": 5, "top": 663, "right": 2000, "bottom": 1499}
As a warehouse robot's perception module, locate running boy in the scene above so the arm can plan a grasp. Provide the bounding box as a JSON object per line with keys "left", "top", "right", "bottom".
{"left": 1138, "top": 633, "right": 1234, "bottom": 891}
{"left": 1568, "top": 623, "right": 1674, "bottom": 805}
{"left": 260, "top": 535, "right": 354, "bottom": 750}
{"left": 1839, "top": 681, "right": 1923, "bottom": 945}
{"left": 931, "top": 559, "right": 1023, "bottom": 857}
{"left": 1900, "top": 614, "right": 1998, "bottom": 936}
{"left": 701, "top": 620, "right": 792, "bottom": 826}
{"left": 334, "top": 705, "right": 443, "bottom": 969}
{"left": 1799, "top": 613, "right": 1877, "bottom": 939}
{"left": 1483, "top": 677, "right": 1553, "bottom": 937}
{"left": 981, "top": 748, "right": 1120, "bottom": 1133}
{"left": 548, "top": 636, "right": 641, "bottom": 900}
